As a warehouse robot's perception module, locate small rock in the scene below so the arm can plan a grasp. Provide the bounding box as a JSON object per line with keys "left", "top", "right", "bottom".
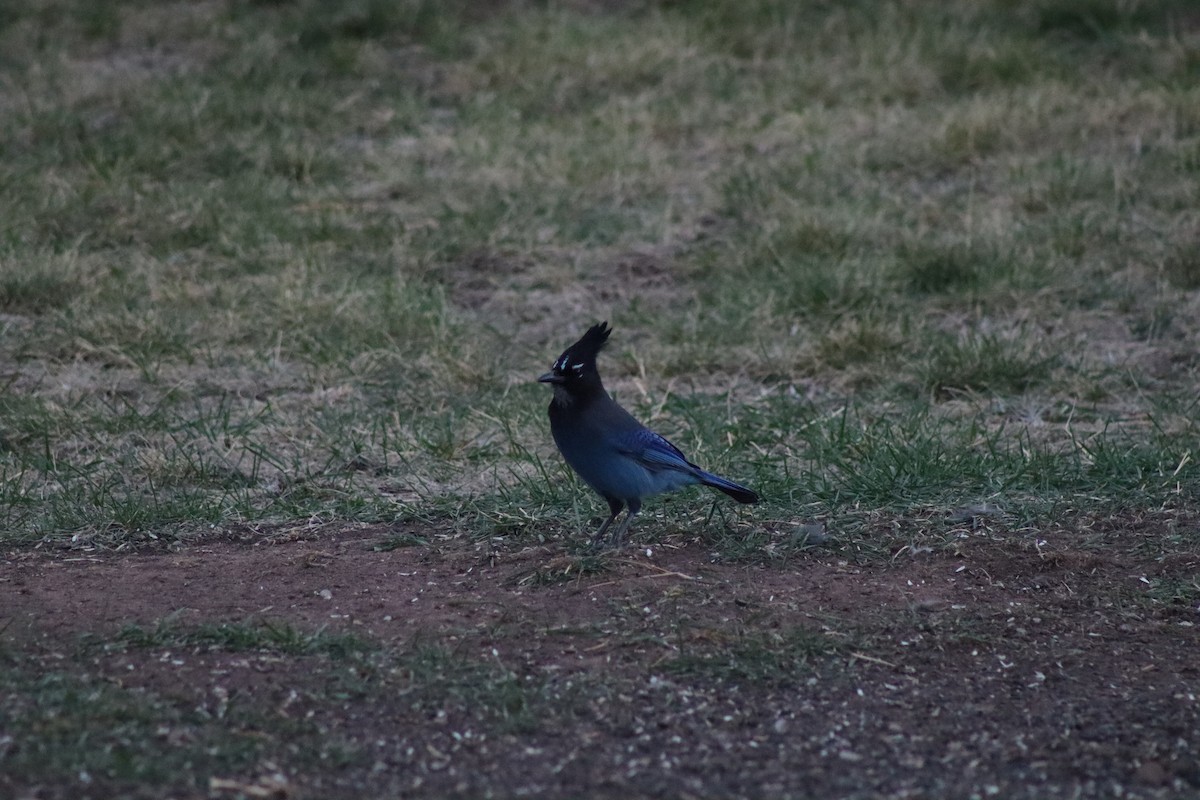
{"left": 1136, "top": 761, "right": 1168, "bottom": 785}
{"left": 793, "top": 523, "right": 830, "bottom": 546}
{"left": 947, "top": 503, "right": 1003, "bottom": 525}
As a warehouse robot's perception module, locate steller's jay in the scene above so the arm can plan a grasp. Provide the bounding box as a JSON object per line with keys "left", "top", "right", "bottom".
{"left": 538, "top": 322, "right": 759, "bottom": 550}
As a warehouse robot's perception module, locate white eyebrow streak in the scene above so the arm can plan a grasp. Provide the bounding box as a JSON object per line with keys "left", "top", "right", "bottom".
{"left": 570, "top": 363, "right": 584, "bottom": 371}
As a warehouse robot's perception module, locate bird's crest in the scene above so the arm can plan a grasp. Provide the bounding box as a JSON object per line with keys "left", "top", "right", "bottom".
{"left": 553, "top": 321, "right": 611, "bottom": 374}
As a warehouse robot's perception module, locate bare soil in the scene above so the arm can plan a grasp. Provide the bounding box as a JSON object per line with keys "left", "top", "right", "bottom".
{"left": 3, "top": 520, "right": 1199, "bottom": 799}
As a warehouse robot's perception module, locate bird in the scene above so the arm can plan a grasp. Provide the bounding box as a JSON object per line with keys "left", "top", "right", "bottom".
{"left": 538, "top": 321, "right": 759, "bottom": 550}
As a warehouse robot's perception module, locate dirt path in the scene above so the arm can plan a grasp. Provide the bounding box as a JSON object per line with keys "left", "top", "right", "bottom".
{"left": 3, "top": 524, "right": 1198, "bottom": 799}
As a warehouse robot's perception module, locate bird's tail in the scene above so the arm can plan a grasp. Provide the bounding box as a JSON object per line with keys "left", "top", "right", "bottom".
{"left": 696, "top": 470, "right": 759, "bottom": 504}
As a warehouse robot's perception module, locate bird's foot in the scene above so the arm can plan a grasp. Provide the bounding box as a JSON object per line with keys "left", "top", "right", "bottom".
{"left": 586, "top": 534, "right": 629, "bottom": 553}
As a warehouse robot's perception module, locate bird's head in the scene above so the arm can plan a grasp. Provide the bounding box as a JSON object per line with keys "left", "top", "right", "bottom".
{"left": 538, "top": 321, "right": 611, "bottom": 404}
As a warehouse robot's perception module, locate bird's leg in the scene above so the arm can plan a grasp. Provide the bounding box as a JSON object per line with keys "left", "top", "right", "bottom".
{"left": 608, "top": 499, "right": 641, "bottom": 550}
{"left": 590, "top": 498, "right": 624, "bottom": 551}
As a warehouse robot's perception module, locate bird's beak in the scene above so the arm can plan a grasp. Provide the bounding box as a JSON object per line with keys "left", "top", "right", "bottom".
{"left": 538, "top": 372, "right": 564, "bottom": 385}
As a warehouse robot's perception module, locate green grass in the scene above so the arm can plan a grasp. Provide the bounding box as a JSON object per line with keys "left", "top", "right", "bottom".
{"left": 0, "top": 623, "right": 570, "bottom": 795}
{"left": 1141, "top": 575, "right": 1200, "bottom": 609}
{"left": 0, "top": 660, "right": 272, "bottom": 789}
{"left": 666, "top": 626, "right": 843, "bottom": 685}
{"left": 0, "top": 618, "right": 376, "bottom": 794}
{"left": 0, "top": 0, "right": 1197, "bottom": 556}
{"left": 110, "top": 620, "right": 375, "bottom": 658}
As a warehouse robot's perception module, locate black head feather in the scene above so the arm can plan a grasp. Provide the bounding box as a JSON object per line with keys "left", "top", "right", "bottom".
{"left": 555, "top": 322, "right": 610, "bottom": 371}
{"left": 538, "top": 322, "right": 611, "bottom": 394}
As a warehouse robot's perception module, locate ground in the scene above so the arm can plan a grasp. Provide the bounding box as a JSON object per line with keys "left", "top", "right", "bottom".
{"left": 2, "top": 2, "right": 1199, "bottom": 798}
{"left": 5, "top": 515, "right": 1198, "bottom": 799}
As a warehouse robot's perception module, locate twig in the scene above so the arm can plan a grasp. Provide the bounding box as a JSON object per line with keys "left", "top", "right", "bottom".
{"left": 609, "top": 558, "right": 702, "bottom": 581}
{"left": 849, "top": 651, "right": 897, "bottom": 668}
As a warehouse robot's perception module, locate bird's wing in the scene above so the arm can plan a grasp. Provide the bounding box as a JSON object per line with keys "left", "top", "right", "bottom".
{"left": 617, "top": 428, "right": 696, "bottom": 473}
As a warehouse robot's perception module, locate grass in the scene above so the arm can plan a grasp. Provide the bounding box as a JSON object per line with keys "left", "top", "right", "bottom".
{"left": 0, "top": 618, "right": 376, "bottom": 793}
{"left": 1141, "top": 576, "right": 1200, "bottom": 609}
{"left": 0, "top": 622, "right": 569, "bottom": 795}
{"left": 0, "top": 1, "right": 1197, "bottom": 555}
{"left": 110, "top": 619, "right": 375, "bottom": 658}
{"left": 0, "top": 660, "right": 273, "bottom": 789}
{"left": 666, "top": 625, "right": 843, "bottom": 685}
